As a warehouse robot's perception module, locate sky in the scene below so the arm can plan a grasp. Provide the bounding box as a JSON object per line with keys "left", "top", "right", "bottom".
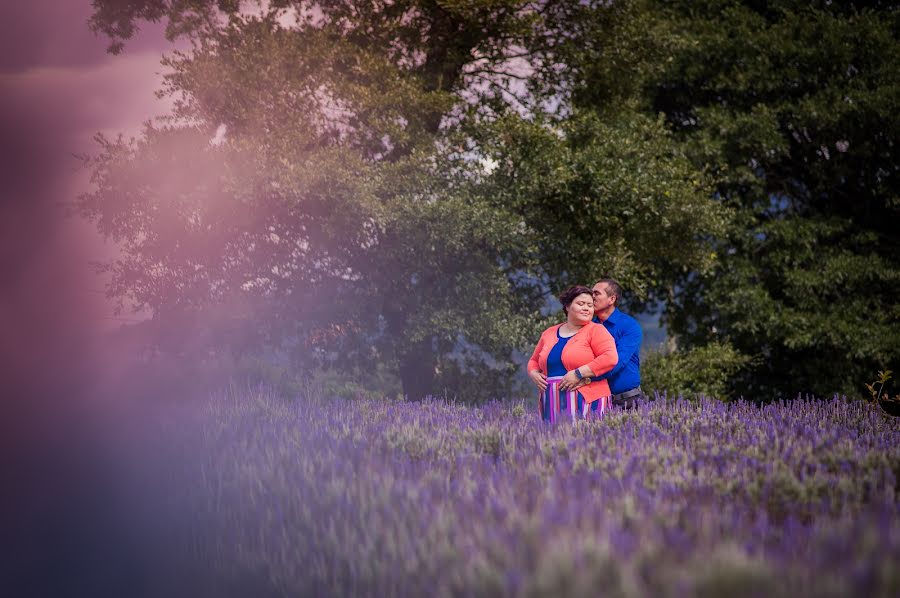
{"left": 1, "top": 0, "right": 176, "bottom": 403}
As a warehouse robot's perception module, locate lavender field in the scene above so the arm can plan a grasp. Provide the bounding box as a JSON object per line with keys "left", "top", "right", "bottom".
{"left": 126, "top": 389, "right": 900, "bottom": 597}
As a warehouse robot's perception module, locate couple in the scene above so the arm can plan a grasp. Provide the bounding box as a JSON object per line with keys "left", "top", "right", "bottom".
{"left": 527, "top": 279, "right": 643, "bottom": 422}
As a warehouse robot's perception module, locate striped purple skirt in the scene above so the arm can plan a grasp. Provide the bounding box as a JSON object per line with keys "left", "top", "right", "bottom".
{"left": 539, "top": 376, "right": 611, "bottom": 423}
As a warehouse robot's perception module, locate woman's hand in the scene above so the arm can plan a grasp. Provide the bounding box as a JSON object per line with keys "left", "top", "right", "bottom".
{"left": 572, "top": 376, "right": 590, "bottom": 390}
{"left": 559, "top": 369, "right": 581, "bottom": 391}
{"left": 529, "top": 370, "right": 547, "bottom": 392}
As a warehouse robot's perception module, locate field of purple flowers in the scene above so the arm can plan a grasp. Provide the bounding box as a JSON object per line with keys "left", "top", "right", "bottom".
{"left": 128, "top": 388, "right": 900, "bottom": 597}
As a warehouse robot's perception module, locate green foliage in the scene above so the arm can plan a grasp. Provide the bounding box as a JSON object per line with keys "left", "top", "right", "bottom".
{"left": 83, "top": 1, "right": 552, "bottom": 401}
{"left": 83, "top": 0, "right": 726, "bottom": 401}
{"left": 479, "top": 110, "right": 728, "bottom": 302}
{"left": 85, "top": 0, "right": 900, "bottom": 400}
{"left": 865, "top": 369, "right": 893, "bottom": 403}
{"left": 566, "top": 0, "right": 900, "bottom": 398}
{"left": 642, "top": 342, "right": 755, "bottom": 400}
{"left": 865, "top": 369, "right": 900, "bottom": 417}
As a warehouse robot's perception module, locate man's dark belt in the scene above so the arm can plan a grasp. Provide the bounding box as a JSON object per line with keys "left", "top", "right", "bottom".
{"left": 611, "top": 387, "right": 643, "bottom": 407}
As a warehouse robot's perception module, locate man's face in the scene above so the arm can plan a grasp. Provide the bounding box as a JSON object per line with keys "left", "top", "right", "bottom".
{"left": 591, "top": 283, "right": 616, "bottom": 313}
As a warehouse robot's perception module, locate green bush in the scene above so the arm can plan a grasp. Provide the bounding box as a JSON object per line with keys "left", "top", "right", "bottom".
{"left": 642, "top": 341, "right": 754, "bottom": 400}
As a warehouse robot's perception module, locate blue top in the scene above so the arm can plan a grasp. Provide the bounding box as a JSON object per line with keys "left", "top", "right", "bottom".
{"left": 545, "top": 326, "right": 574, "bottom": 377}
{"left": 593, "top": 308, "right": 642, "bottom": 393}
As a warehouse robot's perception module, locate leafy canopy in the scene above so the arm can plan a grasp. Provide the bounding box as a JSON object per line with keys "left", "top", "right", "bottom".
{"left": 565, "top": 0, "right": 900, "bottom": 398}
{"left": 84, "top": 0, "right": 734, "bottom": 400}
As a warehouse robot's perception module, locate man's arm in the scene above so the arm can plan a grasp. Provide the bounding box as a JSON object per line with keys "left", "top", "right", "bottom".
{"left": 594, "top": 320, "right": 642, "bottom": 381}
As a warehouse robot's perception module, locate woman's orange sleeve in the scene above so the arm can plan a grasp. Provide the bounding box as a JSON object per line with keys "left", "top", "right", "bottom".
{"left": 585, "top": 325, "right": 618, "bottom": 376}
{"left": 527, "top": 334, "right": 545, "bottom": 373}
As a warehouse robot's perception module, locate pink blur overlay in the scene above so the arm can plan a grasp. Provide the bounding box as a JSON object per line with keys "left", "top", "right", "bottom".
{"left": 1, "top": 1, "right": 173, "bottom": 411}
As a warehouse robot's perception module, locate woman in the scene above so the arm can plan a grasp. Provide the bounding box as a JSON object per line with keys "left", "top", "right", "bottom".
{"left": 527, "top": 285, "right": 618, "bottom": 422}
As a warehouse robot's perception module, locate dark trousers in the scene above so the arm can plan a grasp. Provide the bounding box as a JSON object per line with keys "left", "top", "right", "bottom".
{"left": 611, "top": 387, "right": 643, "bottom": 409}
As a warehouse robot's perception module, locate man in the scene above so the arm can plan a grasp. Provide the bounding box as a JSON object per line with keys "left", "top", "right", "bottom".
{"left": 585, "top": 279, "right": 643, "bottom": 408}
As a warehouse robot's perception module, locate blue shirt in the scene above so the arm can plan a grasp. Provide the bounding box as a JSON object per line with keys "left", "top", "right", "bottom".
{"left": 592, "top": 308, "right": 642, "bottom": 394}
{"left": 545, "top": 326, "right": 573, "bottom": 377}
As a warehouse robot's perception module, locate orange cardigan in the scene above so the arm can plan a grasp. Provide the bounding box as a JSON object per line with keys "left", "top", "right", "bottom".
{"left": 527, "top": 322, "right": 618, "bottom": 403}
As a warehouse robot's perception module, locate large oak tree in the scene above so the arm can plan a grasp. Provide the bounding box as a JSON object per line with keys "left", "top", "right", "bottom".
{"left": 83, "top": 0, "right": 726, "bottom": 399}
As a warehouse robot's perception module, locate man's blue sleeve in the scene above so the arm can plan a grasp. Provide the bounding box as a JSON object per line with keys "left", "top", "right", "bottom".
{"left": 595, "top": 319, "right": 642, "bottom": 380}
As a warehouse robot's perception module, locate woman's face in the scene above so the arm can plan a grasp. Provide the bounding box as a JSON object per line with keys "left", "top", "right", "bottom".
{"left": 567, "top": 293, "right": 594, "bottom": 325}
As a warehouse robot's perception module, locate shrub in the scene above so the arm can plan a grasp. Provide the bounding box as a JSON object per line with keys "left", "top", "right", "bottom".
{"left": 642, "top": 341, "right": 754, "bottom": 400}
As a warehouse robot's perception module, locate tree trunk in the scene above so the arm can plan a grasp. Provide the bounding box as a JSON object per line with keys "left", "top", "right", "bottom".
{"left": 398, "top": 337, "right": 436, "bottom": 400}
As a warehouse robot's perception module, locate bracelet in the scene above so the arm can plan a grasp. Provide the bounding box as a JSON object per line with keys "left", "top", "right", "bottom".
{"left": 574, "top": 369, "right": 583, "bottom": 380}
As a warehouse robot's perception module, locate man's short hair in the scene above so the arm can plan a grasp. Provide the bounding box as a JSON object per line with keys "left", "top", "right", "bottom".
{"left": 595, "top": 278, "right": 623, "bottom": 306}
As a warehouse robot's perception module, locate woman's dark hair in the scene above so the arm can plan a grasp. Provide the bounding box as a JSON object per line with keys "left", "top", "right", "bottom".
{"left": 558, "top": 285, "right": 593, "bottom": 314}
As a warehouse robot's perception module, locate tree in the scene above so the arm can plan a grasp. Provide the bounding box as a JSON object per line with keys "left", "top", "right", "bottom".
{"left": 478, "top": 109, "right": 727, "bottom": 307}
{"left": 564, "top": 0, "right": 900, "bottom": 398}
{"left": 82, "top": 1, "right": 729, "bottom": 400}
{"left": 84, "top": 1, "right": 556, "bottom": 400}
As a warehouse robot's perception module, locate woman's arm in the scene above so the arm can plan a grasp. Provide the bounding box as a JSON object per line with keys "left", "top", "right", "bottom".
{"left": 565, "top": 327, "right": 618, "bottom": 391}
{"left": 527, "top": 335, "right": 548, "bottom": 392}
{"left": 585, "top": 325, "right": 618, "bottom": 377}
{"left": 559, "top": 363, "right": 593, "bottom": 391}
